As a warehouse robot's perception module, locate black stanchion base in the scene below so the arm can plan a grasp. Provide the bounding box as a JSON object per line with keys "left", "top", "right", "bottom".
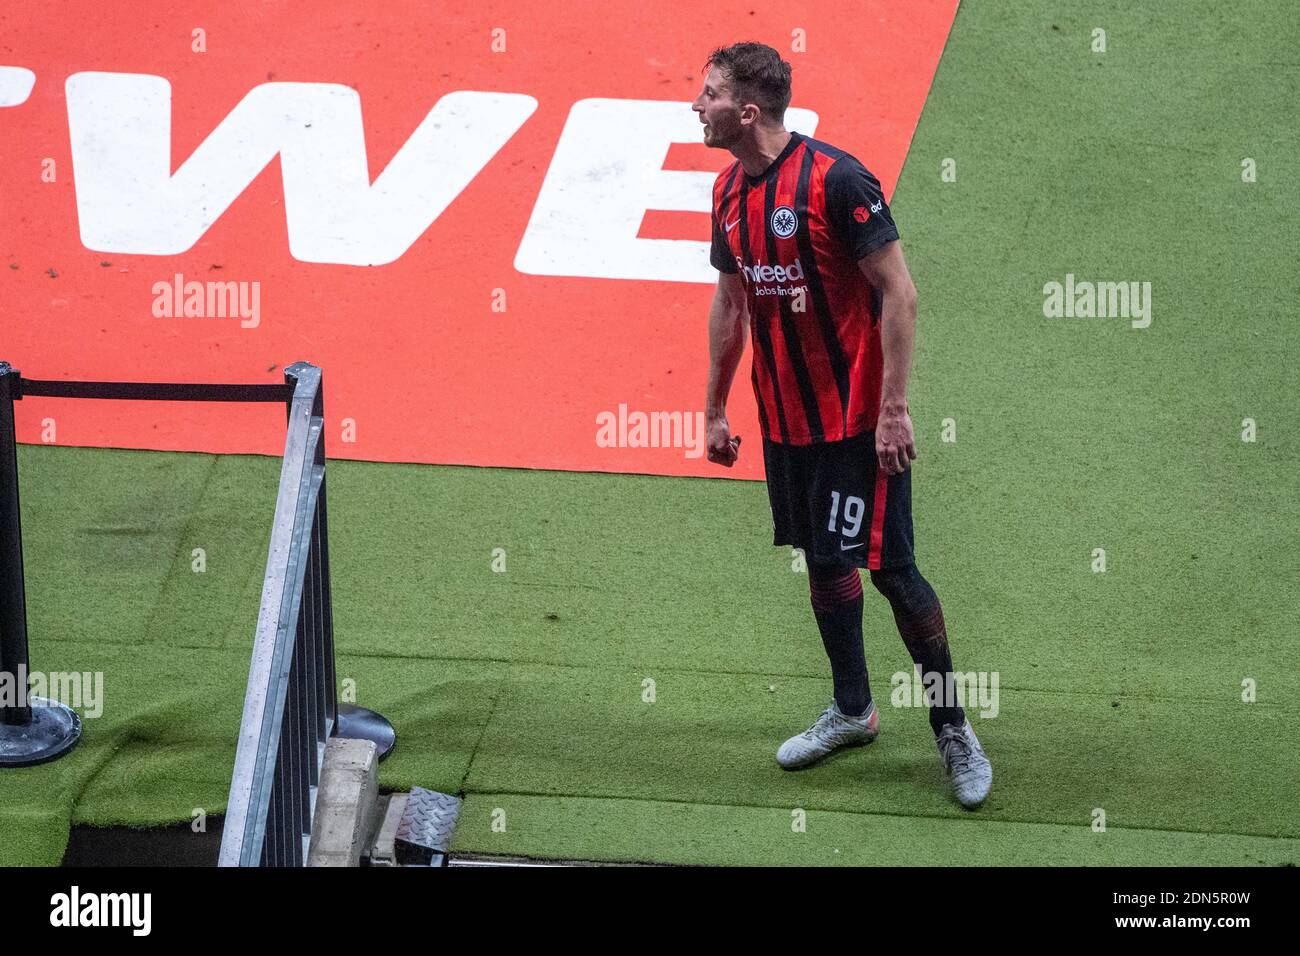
{"left": 0, "top": 697, "right": 82, "bottom": 768}
{"left": 336, "top": 704, "right": 395, "bottom": 762}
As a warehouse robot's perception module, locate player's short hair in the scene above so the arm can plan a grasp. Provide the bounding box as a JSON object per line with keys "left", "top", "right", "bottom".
{"left": 703, "top": 42, "right": 793, "bottom": 123}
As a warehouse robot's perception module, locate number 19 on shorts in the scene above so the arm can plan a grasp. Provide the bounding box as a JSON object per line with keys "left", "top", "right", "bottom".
{"left": 828, "top": 491, "right": 866, "bottom": 539}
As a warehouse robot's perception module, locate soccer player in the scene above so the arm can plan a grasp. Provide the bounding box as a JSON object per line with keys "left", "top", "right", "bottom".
{"left": 693, "top": 42, "right": 992, "bottom": 807}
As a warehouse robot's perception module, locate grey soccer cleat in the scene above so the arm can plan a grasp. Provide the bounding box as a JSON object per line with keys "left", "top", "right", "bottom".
{"left": 937, "top": 720, "right": 992, "bottom": 808}
{"left": 776, "top": 700, "right": 879, "bottom": 770}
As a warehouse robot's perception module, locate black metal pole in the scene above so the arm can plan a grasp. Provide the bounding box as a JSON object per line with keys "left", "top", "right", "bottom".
{"left": 0, "top": 361, "right": 81, "bottom": 766}
{"left": 0, "top": 362, "right": 32, "bottom": 725}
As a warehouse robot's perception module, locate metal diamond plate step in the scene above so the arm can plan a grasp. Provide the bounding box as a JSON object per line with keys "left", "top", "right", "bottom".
{"left": 394, "top": 787, "right": 462, "bottom": 867}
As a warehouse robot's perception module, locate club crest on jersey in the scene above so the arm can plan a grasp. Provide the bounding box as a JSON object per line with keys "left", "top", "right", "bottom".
{"left": 770, "top": 206, "right": 798, "bottom": 239}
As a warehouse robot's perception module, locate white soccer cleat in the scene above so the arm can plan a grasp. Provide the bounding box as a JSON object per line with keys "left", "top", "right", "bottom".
{"left": 937, "top": 720, "right": 992, "bottom": 808}
{"left": 776, "top": 700, "right": 879, "bottom": 770}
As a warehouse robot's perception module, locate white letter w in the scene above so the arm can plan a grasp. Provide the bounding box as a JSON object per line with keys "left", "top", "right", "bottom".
{"left": 66, "top": 72, "right": 536, "bottom": 265}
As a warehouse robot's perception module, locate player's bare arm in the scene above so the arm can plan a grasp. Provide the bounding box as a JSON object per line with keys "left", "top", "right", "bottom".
{"left": 705, "top": 270, "right": 748, "bottom": 467}
{"left": 859, "top": 240, "right": 919, "bottom": 476}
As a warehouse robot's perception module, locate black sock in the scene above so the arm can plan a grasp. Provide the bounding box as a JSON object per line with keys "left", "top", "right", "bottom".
{"left": 869, "top": 564, "right": 965, "bottom": 735}
{"left": 808, "top": 562, "right": 871, "bottom": 717}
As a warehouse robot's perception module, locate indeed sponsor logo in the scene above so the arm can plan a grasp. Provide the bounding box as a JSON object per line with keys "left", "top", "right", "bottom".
{"left": 739, "top": 257, "right": 805, "bottom": 284}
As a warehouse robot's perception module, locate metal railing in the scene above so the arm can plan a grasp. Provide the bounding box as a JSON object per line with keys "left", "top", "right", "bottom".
{"left": 218, "top": 363, "right": 336, "bottom": 866}
{"left": 0, "top": 357, "right": 392, "bottom": 861}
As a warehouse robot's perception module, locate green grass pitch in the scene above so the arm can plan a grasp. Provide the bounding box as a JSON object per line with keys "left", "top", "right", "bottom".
{"left": 1, "top": 0, "right": 1297, "bottom": 865}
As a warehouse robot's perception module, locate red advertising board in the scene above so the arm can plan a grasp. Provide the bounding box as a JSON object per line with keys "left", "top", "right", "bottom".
{"left": 1, "top": 0, "right": 957, "bottom": 479}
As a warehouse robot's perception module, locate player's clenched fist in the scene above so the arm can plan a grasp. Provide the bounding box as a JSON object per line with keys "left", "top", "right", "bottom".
{"left": 706, "top": 416, "right": 742, "bottom": 467}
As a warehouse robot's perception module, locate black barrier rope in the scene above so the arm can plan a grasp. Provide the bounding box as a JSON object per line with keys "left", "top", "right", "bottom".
{"left": 0, "top": 361, "right": 300, "bottom": 767}
{"left": 18, "top": 378, "right": 294, "bottom": 403}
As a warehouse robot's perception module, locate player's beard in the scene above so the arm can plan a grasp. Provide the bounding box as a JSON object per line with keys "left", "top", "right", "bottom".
{"left": 704, "top": 109, "right": 743, "bottom": 149}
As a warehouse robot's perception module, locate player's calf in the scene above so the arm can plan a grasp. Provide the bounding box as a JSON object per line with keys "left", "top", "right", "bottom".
{"left": 808, "top": 560, "right": 871, "bottom": 717}
{"left": 869, "top": 563, "right": 965, "bottom": 735}
{"left": 870, "top": 563, "right": 994, "bottom": 806}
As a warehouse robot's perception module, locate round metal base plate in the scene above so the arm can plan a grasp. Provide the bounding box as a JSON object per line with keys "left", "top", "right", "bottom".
{"left": 0, "top": 696, "right": 82, "bottom": 768}
{"left": 336, "top": 704, "right": 395, "bottom": 762}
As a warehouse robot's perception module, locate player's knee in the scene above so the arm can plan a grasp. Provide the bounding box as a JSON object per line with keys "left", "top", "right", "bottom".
{"left": 808, "top": 559, "right": 862, "bottom": 612}
{"left": 807, "top": 557, "right": 856, "bottom": 584}
{"left": 868, "top": 564, "right": 937, "bottom": 615}
{"left": 867, "top": 563, "right": 916, "bottom": 600}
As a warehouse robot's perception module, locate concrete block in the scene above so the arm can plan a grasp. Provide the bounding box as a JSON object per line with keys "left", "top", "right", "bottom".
{"left": 367, "top": 793, "right": 408, "bottom": 866}
{"left": 307, "top": 737, "right": 379, "bottom": 867}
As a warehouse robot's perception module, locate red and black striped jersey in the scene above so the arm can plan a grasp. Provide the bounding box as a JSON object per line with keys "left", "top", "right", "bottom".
{"left": 710, "top": 131, "right": 899, "bottom": 445}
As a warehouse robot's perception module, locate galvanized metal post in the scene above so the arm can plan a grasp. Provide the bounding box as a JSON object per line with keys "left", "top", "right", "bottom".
{"left": 221, "top": 362, "right": 395, "bottom": 865}
{"left": 281, "top": 363, "right": 395, "bottom": 763}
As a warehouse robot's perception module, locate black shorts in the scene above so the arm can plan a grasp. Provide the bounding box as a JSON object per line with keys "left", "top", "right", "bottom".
{"left": 763, "top": 431, "right": 915, "bottom": 571}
